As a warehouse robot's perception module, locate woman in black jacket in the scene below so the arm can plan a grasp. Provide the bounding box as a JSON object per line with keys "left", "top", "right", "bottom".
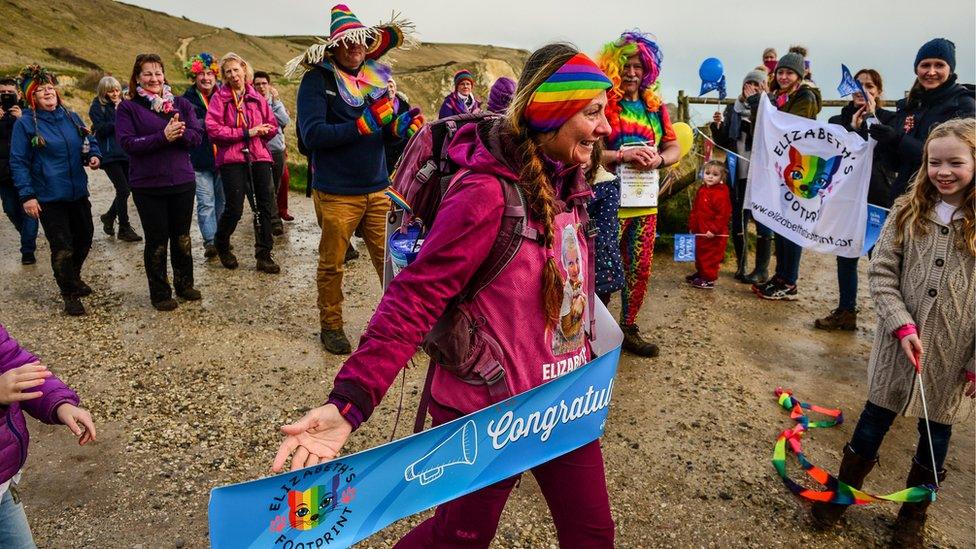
{"left": 868, "top": 38, "right": 975, "bottom": 202}
{"left": 710, "top": 68, "right": 770, "bottom": 283}
{"left": 89, "top": 76, "right": 141, "bottom": 242}
{"left": 814, "top": 68, "right": 894, "bottom": 331}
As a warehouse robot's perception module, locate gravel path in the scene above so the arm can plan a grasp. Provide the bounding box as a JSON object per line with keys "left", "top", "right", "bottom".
{"left": 1, "top": 172, "right": 971, "bottom": 548}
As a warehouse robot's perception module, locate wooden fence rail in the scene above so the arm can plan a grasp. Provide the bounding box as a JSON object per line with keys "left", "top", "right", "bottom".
{"left": 675, "top": 90, "right": 898, "bottom": 122}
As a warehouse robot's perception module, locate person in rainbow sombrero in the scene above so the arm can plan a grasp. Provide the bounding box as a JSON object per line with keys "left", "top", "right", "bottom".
{"left": 275, "top": 43, "right": 618, "bottom": 546}
{"left": 286, "top": 4, "right": 424, "bottom": 354}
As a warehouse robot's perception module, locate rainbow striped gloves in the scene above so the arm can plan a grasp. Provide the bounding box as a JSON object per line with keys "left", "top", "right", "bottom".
{"left": 356, "top": 96, "right": 395, "bottom": 135}
{"left": 391, "top": 108, "right": 424, "bottom": 139}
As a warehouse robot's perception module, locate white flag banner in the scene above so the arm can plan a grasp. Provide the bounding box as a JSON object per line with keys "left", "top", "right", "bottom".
{"left": 745, "top": 94, "right": 874, "bottom": 258}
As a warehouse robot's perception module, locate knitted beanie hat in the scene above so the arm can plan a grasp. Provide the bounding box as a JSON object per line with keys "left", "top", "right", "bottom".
{"left": 487, "top": 76, "right": 516, "bottom": 113}
{"left": 914, "top": 38, "right": 956, "bottom": 72}
{"left": 453, "top": 69, "right": 475, "bottom": 90}
{"left": 775, "top": 53, "right": 805, "bottom": 78}
{"left": 743, "top": 69, "right": 767, "bottom": 87}
{"left": 17, "top": 64, "right": 58, "bottom": 109}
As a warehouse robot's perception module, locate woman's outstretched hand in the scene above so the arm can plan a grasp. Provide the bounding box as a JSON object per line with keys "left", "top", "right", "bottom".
{"left": 272, "top": 404, "right": 353, "bottom": 473}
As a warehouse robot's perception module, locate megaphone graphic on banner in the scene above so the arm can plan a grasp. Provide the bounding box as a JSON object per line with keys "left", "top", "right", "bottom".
{"left": 404, "top": 420, "right": 478, "bottom": 485}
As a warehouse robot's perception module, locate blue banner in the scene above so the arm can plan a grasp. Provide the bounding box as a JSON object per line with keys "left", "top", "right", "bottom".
{"left": 674, "top": 233, "right": 696, "bottom": 262}
{"left": 863, "top": 204, "right": 889, "bottom": 255}
{"left": 208, "top": 347, "right": 621, "bottom": 548}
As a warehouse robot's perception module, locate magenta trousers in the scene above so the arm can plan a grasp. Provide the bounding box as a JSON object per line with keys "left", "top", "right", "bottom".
{"left": 394, "top": 401, "right": 615, "bottom": 548}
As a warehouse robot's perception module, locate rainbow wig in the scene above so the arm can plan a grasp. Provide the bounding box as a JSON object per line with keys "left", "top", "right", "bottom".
{"left": 598, "top": 30, "right": 664, "bottom": 127}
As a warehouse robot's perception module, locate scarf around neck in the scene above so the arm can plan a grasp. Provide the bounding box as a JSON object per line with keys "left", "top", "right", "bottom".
{"left": 136, "top": 84, "right": 175, "bottom": 114}
{"left": 318, "top": 58, "right": 391, "bottom": 107}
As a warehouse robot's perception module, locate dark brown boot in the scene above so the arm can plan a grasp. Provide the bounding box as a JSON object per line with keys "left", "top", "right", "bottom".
{"left": 810, "top": 444, "right": 878, "bottom": 529}
{"left": 891, "top": 459, "right": 944, "bottom": 548}
{"left": 621, "top": 324, "right": 659, "bottom": 357}
{"left": 256, "top": 252, "right": 281, "bottom": 274}
{"left": 814, "top": 308, "right": 857, "bottom": 331}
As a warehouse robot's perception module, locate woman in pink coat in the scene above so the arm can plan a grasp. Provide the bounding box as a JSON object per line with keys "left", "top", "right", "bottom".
{"left": 274, "top": 44, "right": 618, "bottom": 547}
{"left": 205, "top": 52, "right": 280, "bottom": 274}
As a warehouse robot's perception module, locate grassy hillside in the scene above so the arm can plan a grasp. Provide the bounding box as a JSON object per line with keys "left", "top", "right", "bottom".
{"left": 2, "top": 0, "right": 529, "bottom": 188}
{"left": 1, "top": 0, "right": 528, "bottom": 115}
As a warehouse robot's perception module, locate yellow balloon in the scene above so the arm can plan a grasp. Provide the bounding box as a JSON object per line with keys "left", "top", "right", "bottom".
{"left": 672, "top": 122, "right": 694, "bottom": 158}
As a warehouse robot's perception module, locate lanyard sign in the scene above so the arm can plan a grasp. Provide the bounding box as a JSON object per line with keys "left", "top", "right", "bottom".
{"left": 209, "top": 347, "right": 621, "bottom": 548}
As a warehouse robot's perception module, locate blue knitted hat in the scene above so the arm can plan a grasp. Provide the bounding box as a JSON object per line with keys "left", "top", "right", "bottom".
{"left": 915, "top": 38, "right": 955, "bottom": 72}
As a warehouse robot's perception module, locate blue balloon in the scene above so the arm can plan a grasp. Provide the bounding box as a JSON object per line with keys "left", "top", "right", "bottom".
{"left": 698, "top": 57, "right": 724, "bottom": 83}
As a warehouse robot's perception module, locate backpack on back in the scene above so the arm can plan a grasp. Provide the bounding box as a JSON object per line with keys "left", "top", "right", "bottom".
{"left": 386, "top": 113, "right": 597, "bottom": 432}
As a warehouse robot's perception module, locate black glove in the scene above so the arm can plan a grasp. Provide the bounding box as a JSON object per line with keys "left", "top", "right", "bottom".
{"left": 868, "top": 123, "right": 900, "bottom": 145}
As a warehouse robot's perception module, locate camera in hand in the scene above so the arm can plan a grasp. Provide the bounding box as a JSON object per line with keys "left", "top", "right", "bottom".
{"left": 0, "top": 93, "right": 16, "bottom": 111}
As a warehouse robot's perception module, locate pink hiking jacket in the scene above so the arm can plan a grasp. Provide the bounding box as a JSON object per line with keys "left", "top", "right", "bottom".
{"left": 330, "top": 122, "right": 595, "bottom": 425}
{"left": 205, "top": 84, "right": 277, "bottom": 167}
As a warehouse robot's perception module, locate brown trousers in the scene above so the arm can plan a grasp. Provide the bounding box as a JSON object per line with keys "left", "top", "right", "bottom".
{"left": 312, "top": 189, "right": 389, "bottom": 329}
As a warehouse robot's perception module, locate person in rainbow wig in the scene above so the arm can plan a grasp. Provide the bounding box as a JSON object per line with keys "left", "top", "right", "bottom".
{"left": 596, "top": 30, "right": 681, "bottom": 358}
{"left": 274, "top": 43, "right": 618, "bottom": 546}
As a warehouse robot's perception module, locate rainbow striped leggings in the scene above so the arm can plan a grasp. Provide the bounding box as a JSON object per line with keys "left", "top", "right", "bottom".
{"left": 619, "top": 214, "right": 657, "bottom": 327}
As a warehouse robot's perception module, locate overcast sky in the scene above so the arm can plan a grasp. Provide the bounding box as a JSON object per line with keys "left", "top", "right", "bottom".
{"left": 127, "top": 0, "right": 974, "bottom": 122}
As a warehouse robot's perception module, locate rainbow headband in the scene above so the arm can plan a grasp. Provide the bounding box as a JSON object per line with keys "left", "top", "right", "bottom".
{"left": 524, "top": 53, "right": 611, "bottom": 133}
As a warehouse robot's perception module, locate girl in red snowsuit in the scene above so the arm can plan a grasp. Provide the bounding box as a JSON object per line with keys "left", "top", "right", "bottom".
{"left": 687, "top": 161, "right": 732, "bottom": 288}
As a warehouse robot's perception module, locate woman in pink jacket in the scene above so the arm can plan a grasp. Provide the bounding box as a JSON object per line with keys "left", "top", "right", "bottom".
{"left": 273, "top": 44, "right": 616, "bottom": 547}
{"left": 205, "top": 52, "right": 280, "bottom": 274}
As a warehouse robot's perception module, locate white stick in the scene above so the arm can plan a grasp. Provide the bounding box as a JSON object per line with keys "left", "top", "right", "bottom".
{"left": 915, "top": 372, "right": 941, "bottom": 490}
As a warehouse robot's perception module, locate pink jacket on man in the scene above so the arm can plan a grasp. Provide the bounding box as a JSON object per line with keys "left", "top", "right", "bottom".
{"left": 329, "top": 121, "right": 595, "bottom": 426}
{"left": 205, "top": 83, "right": 277, "bottom": 168}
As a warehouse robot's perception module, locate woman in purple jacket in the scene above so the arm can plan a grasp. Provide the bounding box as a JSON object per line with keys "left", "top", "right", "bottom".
{"left": 274, "top": 44, "right": 617, "bottom": 547}
{"left": 116, "top": 53, "right": 204, "bottom": 311}
{"left": 0, "top": 323, "right": 95, "bottom": 547}
{"left": 206, "top": 52, "right": 280, "bottom": 274}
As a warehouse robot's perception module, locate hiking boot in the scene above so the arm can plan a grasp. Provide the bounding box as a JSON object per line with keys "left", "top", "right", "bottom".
{"left": 272, "top": 221, "right": 285, "bottom": 236}
{"left": 621, "top": 324, "right": 659, "bottom": 357}
{"left": 344, "top": 244, "right": 360, "bottom": 263}
{"left": 890, "top": 459, "right": 944, "bottom": 548}
{"left": 756, "top": 277, "right": 798, "bottom": 301}
{"left": 21, "top": 252, "right": 36, "bottom": 265}
{"left": 810, "top": 444, "right": 878, "bottom": 529}
{"left": 732, "top": 235, "right": 747, "bottom": 282}
{"left": 280, "top": 211, "right": 294, "bottom": 221}
{"left": 99, "top": 212, "right": 115, "bottom": 236}
{"left": 814, "top": 308, "right": 857, "bottom": 331}
{"left": 152, "top": 298, "right": 179, "bottom": 311}
{"left": 204, "top": 244, "right": 218, "bottom": 259}
{"left": 176, "top": 287, "right": 202, "bottom": 301}
{"left": 689, "top": 277, "right": 715, "bottom": 290}
{"left": 75, "top": 280, "right": 93, "bottom": 297}
{"left": 256, "top": 253, "right": 281, "bottom": 274}
{"left": 743, "top": 236, "right": 772, "bottom": 285}
{"left": 63, "top": 297, "right": 86, "bottom": 316}
{"left": 320, "top": 329, "right": 352, "bottom": 355}
{"left": 218, "top": 249, "right": 239, "bottom": 270}
{"left": 117, "top": 223, "right": 142, "bottom": 242}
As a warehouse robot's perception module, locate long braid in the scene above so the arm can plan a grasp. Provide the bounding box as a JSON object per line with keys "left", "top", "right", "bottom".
{"left": 505, "top": 121, "right": 563, "bottom": 328}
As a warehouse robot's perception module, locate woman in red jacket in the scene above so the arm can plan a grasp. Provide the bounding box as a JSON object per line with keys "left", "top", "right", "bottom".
{"left": 273, "top": 43, "right": 617, "bottom": 547}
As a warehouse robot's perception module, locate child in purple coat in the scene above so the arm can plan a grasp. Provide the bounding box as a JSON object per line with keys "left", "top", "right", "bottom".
{"left": 0, "top": 324, "right": 95, "bottom": 546}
